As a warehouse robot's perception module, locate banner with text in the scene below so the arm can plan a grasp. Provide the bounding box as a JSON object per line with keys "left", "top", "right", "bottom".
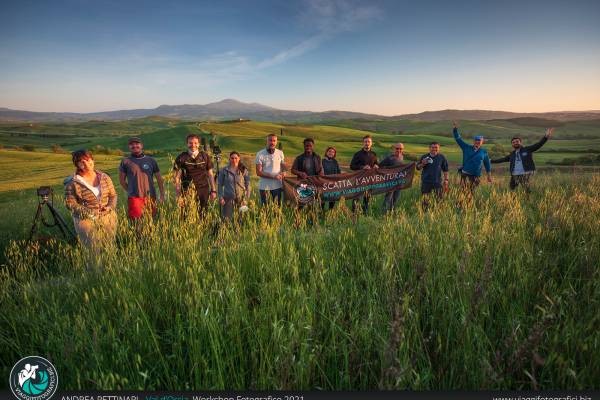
{"left": 283, "top": 163, "right": 415, "bottom": 204}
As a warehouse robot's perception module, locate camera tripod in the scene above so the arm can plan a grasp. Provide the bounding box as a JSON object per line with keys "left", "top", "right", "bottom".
{"left": 29, "top": 186, "right": 76, "bottom": 242}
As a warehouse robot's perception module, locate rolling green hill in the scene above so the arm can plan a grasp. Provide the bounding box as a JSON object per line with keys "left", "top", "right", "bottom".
{"left": 1, "top": 118, "right": 600, "bottom": 170}
{"left": 324, "top": 118, "right": 600, "bottom": 140}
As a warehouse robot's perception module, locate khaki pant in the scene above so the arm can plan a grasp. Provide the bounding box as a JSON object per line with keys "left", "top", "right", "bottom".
{"left": 73, "top": 211, "right": 118, "bottom": 250}
{"left": 510, "top": 174, "right": 532, "bottom": 192}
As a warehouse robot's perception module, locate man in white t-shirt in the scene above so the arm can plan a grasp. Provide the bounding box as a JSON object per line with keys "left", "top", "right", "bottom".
{"left": 255, "top": 134, "right": 286, "bottom": 205}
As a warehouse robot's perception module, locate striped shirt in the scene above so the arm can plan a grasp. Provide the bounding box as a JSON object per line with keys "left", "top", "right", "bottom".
{"left": 64, "top": 170, "right": 117, "bottom": 219}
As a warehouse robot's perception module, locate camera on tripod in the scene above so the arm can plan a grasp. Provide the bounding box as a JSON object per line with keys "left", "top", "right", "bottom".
{"left": 37, "top": 186, "right": 52, "bottom": 200}
{"left": 211, "top": 144, "right": 222, "bottom": 164}
{"left": 200, "top": 131, "right": 223, "bottom": 174}
{"left": 29, "top": 186, "right": 75, "bottom": 242}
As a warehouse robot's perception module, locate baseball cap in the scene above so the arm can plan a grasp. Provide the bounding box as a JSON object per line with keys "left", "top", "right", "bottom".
{"left": 128, "top": 137, "right": 142, "bottom": 144}
{"left": 473, "top": 135, "right": 484, "bottom": 141}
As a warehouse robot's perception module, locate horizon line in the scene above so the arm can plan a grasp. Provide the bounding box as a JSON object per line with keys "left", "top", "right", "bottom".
{"left": 1, "top": 100, "right": 600, "bottom": 117}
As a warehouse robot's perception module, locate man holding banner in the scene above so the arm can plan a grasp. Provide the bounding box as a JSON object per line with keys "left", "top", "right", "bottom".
{"left": 350, "top": 135, "right": 379, "bottom": 213}
{"left": 255, "top": 134, "right": 286, "bottom": 206}
{"left": 291, "top": 138, "right": 324, "bottom": 180}
{"left": 292, "top": 138, "right": 324, "bottom": 210}
{"left": 379, "top": 143, "right": 405, "bottom": 213}
{"left": 283, "top": 155, "right": 415, "bottom": 208}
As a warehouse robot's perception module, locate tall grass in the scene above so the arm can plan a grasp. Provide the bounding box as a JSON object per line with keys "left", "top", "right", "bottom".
{"left": 0, "top": 173, "right": 599, "bottom": 390}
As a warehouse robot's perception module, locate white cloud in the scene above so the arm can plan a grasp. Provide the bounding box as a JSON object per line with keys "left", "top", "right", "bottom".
{"left": 257, "top": 0, "right": 382, "bottom": 69}
{"left": 256, "top": 34, "right": 325, "bottom": 69}
{"left": 0, "top": 0, "right": 384, "bottom": 110}
{"left": 302, "top": 0, "right": 383, "bottom": 34}
{"left": 134, "top": 1, "right": 382, "bottom": 89}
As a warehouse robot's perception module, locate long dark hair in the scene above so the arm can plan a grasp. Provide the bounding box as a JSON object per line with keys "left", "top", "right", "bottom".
{"left": 71, "top": 149, "right": 93, "bottom": 173}
{"left": 229, "top": 151, "right": 246, "bottom": 174}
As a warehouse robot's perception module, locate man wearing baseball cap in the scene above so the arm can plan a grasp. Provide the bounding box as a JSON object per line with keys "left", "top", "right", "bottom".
{"left": 119, "top": 137, "right": 165, "bottom": 220}
{"left": 452, "top": 121, "right": 492, "bottom": 194}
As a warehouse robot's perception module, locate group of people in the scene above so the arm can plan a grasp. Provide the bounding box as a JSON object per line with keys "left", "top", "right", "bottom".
{"left": 63, "top": 122, "right": 554, "bottom": 249}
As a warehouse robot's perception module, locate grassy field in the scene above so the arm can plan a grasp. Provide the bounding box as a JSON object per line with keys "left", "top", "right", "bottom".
{"left": 0, "top": 119, "right": 599, "bottom": 390}
{"left": 0, "top": 171, "right": 599, "bottom": 389}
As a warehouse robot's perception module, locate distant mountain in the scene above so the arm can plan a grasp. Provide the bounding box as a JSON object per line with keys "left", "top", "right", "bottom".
{"left": 1, "top": 100, "right": 599, "bottom": 122}
{"left": 0, "top": 99, "right": 383, "bottom": 123}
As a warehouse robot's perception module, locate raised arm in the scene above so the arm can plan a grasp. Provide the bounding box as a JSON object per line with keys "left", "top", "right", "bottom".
{"left": 525, "top": 128, "right": 553, "bottom": 152}
{"left": 452, "top": 121, "right": 469, "bottom": 150}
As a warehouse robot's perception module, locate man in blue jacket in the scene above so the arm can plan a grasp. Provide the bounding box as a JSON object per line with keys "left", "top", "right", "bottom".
{"left": 453, "top": 121, "right": 492, "bottom": 193}
{"left": 491, "top": 128, "right": 554, "bottom": 192}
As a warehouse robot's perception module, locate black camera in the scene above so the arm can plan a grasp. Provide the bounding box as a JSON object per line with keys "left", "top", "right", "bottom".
{"left": 37, "top": 186, "right": 52, "bottom": 197}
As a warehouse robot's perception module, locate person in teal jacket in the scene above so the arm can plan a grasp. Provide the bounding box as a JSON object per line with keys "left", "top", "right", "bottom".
{"left": 452, "top": 120, "right": 492, "bottom": 193}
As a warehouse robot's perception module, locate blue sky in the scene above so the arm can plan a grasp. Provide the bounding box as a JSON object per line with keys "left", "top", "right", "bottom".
{"left": 1, "top": 0, "right": 599, "bottom": 114}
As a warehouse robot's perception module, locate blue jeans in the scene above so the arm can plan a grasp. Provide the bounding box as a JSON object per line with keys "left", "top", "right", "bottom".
{"left": 259, "top": 188, "right": 283, "bottom": 206}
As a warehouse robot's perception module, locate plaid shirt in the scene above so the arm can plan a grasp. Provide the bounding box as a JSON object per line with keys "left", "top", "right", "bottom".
{"left": 64, "top": 170, "right": 117, "bottom": 219}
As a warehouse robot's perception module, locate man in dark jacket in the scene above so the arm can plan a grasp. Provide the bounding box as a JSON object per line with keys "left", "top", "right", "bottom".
{"left": 292, "top": 138, "right": 324, "bottom": 210}
{"left": 291, "top": 138, "right": 324, "bottom": 179}
{"left": 350, "top": 135, "right": 379, "bottom": 213}
{"left": 491, "top": 128, "right": 553, "bottom": 191}
{"left": 417, "top": 142, "right": 449, "bottom": 198}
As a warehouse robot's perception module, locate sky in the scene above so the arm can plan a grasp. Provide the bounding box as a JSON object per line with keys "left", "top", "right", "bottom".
{"left": 1, "top": 0, "right": 599, "bottom": 115}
